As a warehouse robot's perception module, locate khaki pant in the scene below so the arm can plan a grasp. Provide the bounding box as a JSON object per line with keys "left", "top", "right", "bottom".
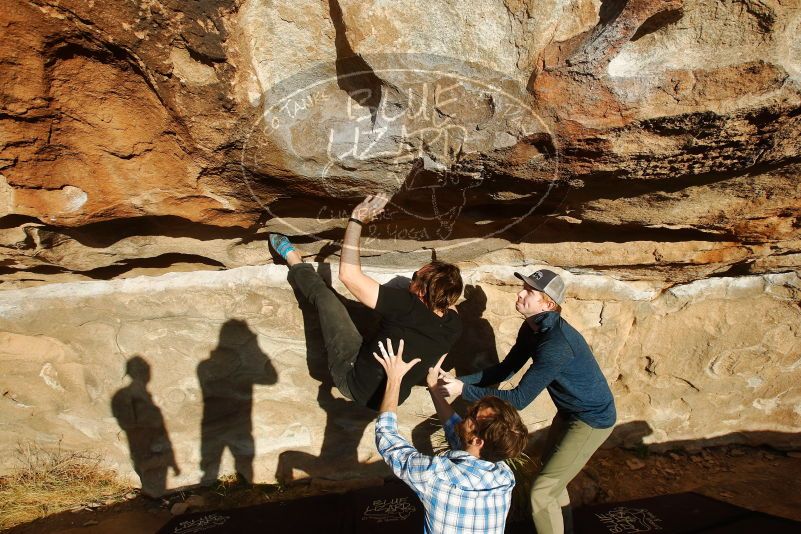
{"left": 530, "top": 413, "right": 613, "bottom": 534}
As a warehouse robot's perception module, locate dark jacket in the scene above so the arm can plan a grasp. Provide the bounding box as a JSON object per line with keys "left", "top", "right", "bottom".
{"left": 460, "top": 311, "right": 616, "bottom": 428}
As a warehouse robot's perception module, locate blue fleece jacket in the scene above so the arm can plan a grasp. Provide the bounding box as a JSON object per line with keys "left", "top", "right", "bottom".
{"left": 460, "top": 311, "right": 616, "bottom": 429}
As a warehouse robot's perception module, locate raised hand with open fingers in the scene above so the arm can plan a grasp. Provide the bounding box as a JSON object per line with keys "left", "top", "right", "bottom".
{"left": 373, "top": 338, "right": 420, "bottom": 382}
{"left": 351, "top": 193, "right": 389, "bottom": 224}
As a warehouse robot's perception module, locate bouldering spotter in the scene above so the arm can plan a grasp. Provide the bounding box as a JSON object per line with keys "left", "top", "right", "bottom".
{"left": 438, "top": 268, "right": 616, "bottom": 534}
{"left": 373, "top": 338, "right": 528, "bottom": 534}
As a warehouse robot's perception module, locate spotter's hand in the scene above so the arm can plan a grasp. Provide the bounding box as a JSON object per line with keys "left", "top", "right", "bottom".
{"left": 373, "top": 338, "right": 420, "bottom": 382}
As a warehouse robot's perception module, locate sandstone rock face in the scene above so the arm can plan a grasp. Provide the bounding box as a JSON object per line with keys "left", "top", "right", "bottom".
{"left": 1, "top": 265, "right": 799, "bottom": 495}
{"left": 0, "top": 0, "right": 799, "bottom": 282}
{"left": 0, "top": 0, "right": 800, "bottom": 496}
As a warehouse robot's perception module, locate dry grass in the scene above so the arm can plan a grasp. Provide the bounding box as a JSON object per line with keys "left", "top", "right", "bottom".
{"left": 0, "top": 443, "right": 132, "bottom": 530}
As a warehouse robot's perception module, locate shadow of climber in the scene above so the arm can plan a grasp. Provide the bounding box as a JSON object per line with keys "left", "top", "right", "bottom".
{"left": 448, "top": 284, "right": 500, "bottom": 375}
{"left": 198, "top": 319, "right": 278, "bottom": 485}
{"left": 111, "top": 355, "right": 179, "bottom": 497}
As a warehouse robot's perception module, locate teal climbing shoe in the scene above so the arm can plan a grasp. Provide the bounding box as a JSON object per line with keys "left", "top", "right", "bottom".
{"left": 268, "top": 233, "right": 296, "bottom": 260}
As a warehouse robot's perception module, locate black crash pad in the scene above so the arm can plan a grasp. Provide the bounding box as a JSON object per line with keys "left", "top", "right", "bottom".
{"left": 571, "top": 491, "right": 800, "bottom": 534}
{"left": 157, "top": 481, "right": 423, "bottom": 534}
{"left": 158, "top": 484, "right": 800, "bottom": 534}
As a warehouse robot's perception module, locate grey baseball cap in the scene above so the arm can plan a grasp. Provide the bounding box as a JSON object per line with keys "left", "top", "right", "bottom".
{"left": 514, "top": 269, "right": 566, "bottom": 305}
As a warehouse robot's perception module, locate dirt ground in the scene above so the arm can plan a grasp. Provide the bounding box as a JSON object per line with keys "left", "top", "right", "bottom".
{"left": 6, "top": 444, "right": 801, "bottom": 534}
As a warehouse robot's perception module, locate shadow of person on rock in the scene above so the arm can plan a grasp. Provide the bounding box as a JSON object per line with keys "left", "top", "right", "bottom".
{"left": 276, "top": 259, "right": 379, "bottom": 483}
{"left": 411, "top": 284, "right": 501, "bottom": 454}
{"left": 447, "top": 284, "right": 499, "bottom": 375}
{"left": 111, "top": 355, "right": 179, "bottom": 497}
{"left": 197, "top": 319, "right": 278, "bottom": 485}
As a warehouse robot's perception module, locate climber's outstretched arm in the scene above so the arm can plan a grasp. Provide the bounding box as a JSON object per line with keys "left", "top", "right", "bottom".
{"left": 338, "top": 194, "right": 388, "bottom": 309}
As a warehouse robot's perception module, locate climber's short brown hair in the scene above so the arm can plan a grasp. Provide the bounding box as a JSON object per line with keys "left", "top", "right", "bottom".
{"left": 460, "top": 396, "right": 528, "bottom": 462}
{"left": 410, "top": 261, "right": 463, "bottom": 313}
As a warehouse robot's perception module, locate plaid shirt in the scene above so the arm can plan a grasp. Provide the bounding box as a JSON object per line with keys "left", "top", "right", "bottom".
{"left": 375, "top": 411, "right": 515, "bottom": 534}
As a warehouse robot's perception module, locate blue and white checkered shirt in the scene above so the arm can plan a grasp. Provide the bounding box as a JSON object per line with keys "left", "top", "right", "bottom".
{"left": 375, "top": 411, "right": 515, "bottom": 534}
